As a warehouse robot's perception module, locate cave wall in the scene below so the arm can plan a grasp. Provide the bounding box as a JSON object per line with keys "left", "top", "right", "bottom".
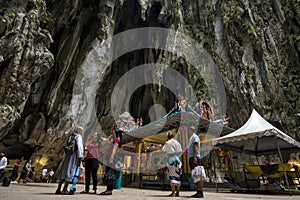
{"left": 0, "top": 0, "right": 299, "bottom": 178}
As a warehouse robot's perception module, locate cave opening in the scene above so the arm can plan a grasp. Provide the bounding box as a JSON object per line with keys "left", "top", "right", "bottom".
{"left": 129, "top": 84, "right": 176, "bottom": 125}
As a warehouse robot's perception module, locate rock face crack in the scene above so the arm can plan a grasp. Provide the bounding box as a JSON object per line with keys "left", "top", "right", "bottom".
{"left": 0, "top": 1, "right": 54, "bottom": 141}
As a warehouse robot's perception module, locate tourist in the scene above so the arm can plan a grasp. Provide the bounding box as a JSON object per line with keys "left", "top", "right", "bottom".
{"left": 162, "top": 131, "right": 182, "bottom": 197}
{"left": 19, "top": 160, "right": 32, "bottom": 183}
{"left": 188, "top": 126, "right": 205, "bottom": 198}
{"left": 47, "top": 169, "right": 54, "bottom": 183}
{"left": 0, "top": 153, "right": 8, "bottom": 182}
{"left": 10, "top": 157, "right": 22, "bottom": 183}
{"left": 80, "top": 132, "right": 100, "bottom": 194}
{"left": 55, "top": 126, "right": 84, "bottom": 195}
{"left": 99, "top": 130, "right": 122, "bottom": 195}
{"left": 40, "top": 166, "right": 48, "bottom": 183}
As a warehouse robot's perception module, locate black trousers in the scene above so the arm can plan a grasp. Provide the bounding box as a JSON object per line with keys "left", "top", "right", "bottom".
{"left": 105, "top": 166, "right": 114, "bottom": 191}
{"left": 104, "top": 166, "right": 121, "bottom": 191}
{"left": 10, "top": 167, "right": 19, "bottom": 181}
{"left": 0, "top": 169, "right": 6, "bottom": 182}
{"left": 85, "top": 158, "right": 99, "bottom": 191}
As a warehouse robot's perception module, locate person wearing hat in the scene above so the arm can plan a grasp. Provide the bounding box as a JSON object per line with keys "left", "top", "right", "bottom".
{"left": 188, "top": 126, "right": 205, "bottom": 198}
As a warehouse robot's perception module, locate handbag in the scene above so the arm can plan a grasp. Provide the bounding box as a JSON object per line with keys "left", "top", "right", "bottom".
{"left": 191, "top": 166, "right": 206, "bottom": 183}
{"left": 168, "top": 155, "right": 176, "bottom": 165}
{"left": 103, "top": 168, "right": 117, "bottom": 185}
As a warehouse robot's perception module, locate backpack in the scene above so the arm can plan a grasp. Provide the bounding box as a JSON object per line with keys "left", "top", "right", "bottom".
{"left": 64, "top": 133, "right": 77, "bottom": 154}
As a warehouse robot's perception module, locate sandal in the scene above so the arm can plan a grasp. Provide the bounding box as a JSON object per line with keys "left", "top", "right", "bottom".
{"left": 80, "top": 190, "right": 89, "bottom": 194}
{"left": 167, "top": 193, "right": 175, "bottom": 197}
{"left": 99, "top": 191, "right": 112, "bottom": 195}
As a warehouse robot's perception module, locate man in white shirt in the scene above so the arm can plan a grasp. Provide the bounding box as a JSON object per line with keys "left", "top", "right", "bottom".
{"left": 0, "top": 152, "right": 8, "bottom": 182}
{"left": 55, "top": 127, "right": 84, "bottom": 195}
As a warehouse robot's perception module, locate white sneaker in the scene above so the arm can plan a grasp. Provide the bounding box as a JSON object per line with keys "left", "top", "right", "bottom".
{"left": 11, "top": 181, "right": 18, "bottom": 184}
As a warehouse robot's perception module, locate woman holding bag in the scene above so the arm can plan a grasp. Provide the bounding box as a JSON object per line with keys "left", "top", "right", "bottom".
{"left": 188, "top": 126, "right": 206, "bottom": 198}
{"left": 162, "top": 131, "right": 182, "bottom": 197}
{"left": 99, "top": 130, "right": 122, "bottom": 195}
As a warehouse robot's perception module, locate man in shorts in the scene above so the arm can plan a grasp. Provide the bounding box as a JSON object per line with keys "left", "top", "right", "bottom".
{"left": 188, "top": 126, "right": 205, "bottom": 198}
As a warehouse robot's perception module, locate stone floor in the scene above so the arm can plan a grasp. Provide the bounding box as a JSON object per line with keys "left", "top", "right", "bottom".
{"left": 0, "top": 182, "right": 299, "bottom": 200}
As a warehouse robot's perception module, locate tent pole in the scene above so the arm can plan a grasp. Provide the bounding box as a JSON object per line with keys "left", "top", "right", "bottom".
{"left": 255, "top": 137, "right": 259, "bottom": 165}
{"left": 275, "top": 138, "right": 291, "bottom": 196}
{"left": 254, "top": 138, "right": 266, "bottom": 183}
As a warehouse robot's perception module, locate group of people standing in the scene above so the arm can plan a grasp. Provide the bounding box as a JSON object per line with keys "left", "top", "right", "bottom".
{"left": 54, "top": 124, "right": 205, "bottom": 198}
{"left": 1, "top": 121, "right": 206, "bottom": 198}
{"left": 39, "top": 166, "right": 55, "bottom": 183}
{"left": 162, "top": 126, "right": 205, "bottom": 198}
{"left": 55, "top": 126, "right": 122, "bottom": 196}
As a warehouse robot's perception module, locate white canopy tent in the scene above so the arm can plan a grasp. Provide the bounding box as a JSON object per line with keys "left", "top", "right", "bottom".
{"left": 212, "top": 109, "right": 300, "bottom": 155}
{"left": 211, "top": 109, "right": 300, "bottom": 193}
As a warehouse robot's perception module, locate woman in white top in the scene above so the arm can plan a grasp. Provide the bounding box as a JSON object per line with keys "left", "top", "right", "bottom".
{"left": 162, "top": 132, "right": 182, "bottom": 197}
{"left": 40, "top": 166, "right": 48, "bottom": 182}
